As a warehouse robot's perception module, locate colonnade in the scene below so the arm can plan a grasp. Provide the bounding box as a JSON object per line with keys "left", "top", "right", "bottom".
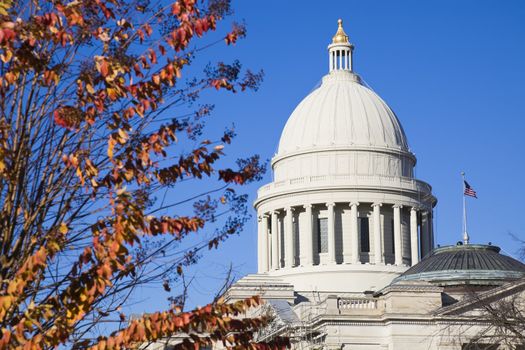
{"left": 329, "top": 47, "right": 353, "bottom": 72}
{"left": 257, "top": 202, "right": 433, "bottom": 273}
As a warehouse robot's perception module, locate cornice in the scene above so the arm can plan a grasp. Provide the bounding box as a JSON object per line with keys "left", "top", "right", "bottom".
{"left": 254, "top": 176, "right": 436, "bottom": 208}
{"left": 255, "top": 188, "right": 435, "bottom": 212}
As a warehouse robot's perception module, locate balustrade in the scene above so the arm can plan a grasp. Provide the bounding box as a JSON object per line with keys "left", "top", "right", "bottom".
{"left": 338, "top": 298, "right": 377, "bottom": 310}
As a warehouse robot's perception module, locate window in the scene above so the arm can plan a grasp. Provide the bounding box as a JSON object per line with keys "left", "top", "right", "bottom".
{"left": 317, "top": 218, "right": 328, "bottom": 253}
{"left": 293, "top": 218, "right": 300, "bottom": 265}
{"left": 359, "top": 217, "right": 370, "bottom": 253}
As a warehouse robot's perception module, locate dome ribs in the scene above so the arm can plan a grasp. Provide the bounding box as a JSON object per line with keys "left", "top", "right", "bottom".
{"left": 359, "top": 90, "right": 380, "bottom": 146}
{"left": 331, "top": 83, "right": 341, "bottom": 146}
{"left": 275, "top": 72, "right": 412, "bottom": 155}
{"left": 343, "top": 83, "right": 353, "bottom": 145}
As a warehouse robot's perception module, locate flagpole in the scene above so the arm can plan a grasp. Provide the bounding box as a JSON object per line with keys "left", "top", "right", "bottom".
{"left": 461, "top": 171, "right": 469, "bottom": 244}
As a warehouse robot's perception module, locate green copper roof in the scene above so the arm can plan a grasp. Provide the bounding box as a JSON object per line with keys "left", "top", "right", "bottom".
{"left": 393, "top": 244, "right": 525, "bottom": 285}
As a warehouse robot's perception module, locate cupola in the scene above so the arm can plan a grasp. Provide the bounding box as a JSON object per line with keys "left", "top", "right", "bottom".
{"left": 328, "top": 19, "right": 354, "bottom": 72}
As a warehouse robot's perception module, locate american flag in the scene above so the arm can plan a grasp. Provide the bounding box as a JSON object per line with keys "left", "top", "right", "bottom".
{"left": 464, "top": 180, "right": 477, "bottom": 198}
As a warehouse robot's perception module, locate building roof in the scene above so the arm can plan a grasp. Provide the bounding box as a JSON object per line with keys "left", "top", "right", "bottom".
{"left": 277, "top": 71, "right": 410, "bottom": 156}
{"left": 393, "top": 244, "right": 525, "bottom": 285}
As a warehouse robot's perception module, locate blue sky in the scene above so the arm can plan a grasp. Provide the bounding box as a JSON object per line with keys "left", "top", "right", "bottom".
{"left": 133, "top": 0, "right": 525, "bottom": 311}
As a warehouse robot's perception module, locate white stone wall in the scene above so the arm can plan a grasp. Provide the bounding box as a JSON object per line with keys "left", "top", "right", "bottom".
{"left": 272, "top": 149, "right": 415, "bottom": 182}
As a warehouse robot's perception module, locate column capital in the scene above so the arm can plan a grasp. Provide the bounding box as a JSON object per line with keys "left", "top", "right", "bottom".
{"left": 349, "top": 201, "right": 360, "bottom": 207}
{"left": 410, "top": 206, "right": 420, "bottom": 212}
{"left": 303, "top": 204, "right": 313, "bottom": 209}
{"left": 271, "top": 210, "right": 280, "bottom": 216}
{"left": 392, "top": 204, "right": 403, "bottom": 209}
{"left": 285, "top": 206, "right": 295, "bottom": 213}
{"left": 326, "top": 202, "right": 336, "bottom": 208}
{"left": 371, "top": 202, "right": 382, "bottom": 208}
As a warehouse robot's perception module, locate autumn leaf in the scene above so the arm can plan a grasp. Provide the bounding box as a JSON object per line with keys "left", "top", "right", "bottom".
{"left": 53, "top": 106, "right": 84, "bottom": 130}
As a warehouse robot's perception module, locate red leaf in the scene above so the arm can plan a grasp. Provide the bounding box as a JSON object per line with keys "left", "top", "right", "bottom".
{"left": 100, "top": 60, "right": 109, "bottom": 77}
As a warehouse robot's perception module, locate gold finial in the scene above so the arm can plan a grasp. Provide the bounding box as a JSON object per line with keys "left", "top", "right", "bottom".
{"left": 332, "top": 18, "right": 350, "bottom": 44}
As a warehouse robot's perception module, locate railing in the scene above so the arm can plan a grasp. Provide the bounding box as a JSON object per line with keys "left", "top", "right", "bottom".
{"left": 338, "top": 298, "right": 377, "bottom": 310}
{"left": 273, "top": 180, "right": 287, "bottom": 188}
{"left": 289, "top": 177, "right": 306, "bottom": 185}
{"left": 257, "top": 174, "right": 432, "bottom": 198}
{"left": 316, "top": 296, "right": 383, "bottom": 316}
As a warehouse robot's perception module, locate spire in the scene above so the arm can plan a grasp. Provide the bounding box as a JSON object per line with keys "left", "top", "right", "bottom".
{"left": 332, "top": 19, "right": 350, "bottom": 44}
{"left": 328, "top": 19, "right": 354, "bottom": 72}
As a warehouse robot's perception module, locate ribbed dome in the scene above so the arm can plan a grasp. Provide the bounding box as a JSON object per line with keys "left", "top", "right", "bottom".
{"left": 277, "top": 71, "right": 410, "bottom": 156}
{"left": 393, "top": 244, "right": 525, "bottom": 285}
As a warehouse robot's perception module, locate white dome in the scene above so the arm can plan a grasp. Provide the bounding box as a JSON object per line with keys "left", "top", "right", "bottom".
{"left": 277, "top": 71, "right": 409, "bottom": 156}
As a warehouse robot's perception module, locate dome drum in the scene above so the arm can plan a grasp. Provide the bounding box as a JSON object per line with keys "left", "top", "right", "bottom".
{"left": 256, "top": 200, "right": 435, "bottom": 292}
{"left": 272, "top": 147, "right": 416, "bottom": 183}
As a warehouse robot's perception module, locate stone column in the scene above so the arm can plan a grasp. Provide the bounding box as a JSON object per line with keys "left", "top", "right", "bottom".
{"left": 261, "top": 214, "right": 270, "bottom": 272}
{"left": 285, "top": 207, "right": 294, "bottom": 268}
{"left": 278, "top": 215, "right": 284, "bottom": 268}
{"left": 257, "top": 215, "right": 263, "bottom": 273}
{"left": 372, "top": 203, "right": 382, "bottom": 265}
{"left": 349, "top": 47, "right": 353, "bottom": 71}
{"left": 410, "top": 207, "right": 419, "bottom": 266}
{"left": 393, "top": 205, "right": 403, "bottom": 266}
{"left": 421, "top": 210, "right": 429, "bottom": 258}
{"left": 301, "top": 204, "right": 313, "bottom": 266}
{"left": 350, "top": 202, "right": 360, "bottom": 264}
{"left": 327, "top": 203, "right": 336, "bottom": 264}
{"left": 271, "top": 211, "right": 279, "bottom": 270}
{"left": 342, "top": 205, "right": 352, "bottom": 264}
{"left": 429, "top": 210, "right": 434, "bottom": 252}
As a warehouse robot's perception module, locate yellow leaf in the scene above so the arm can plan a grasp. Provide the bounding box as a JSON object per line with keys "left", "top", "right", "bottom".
{"left": 59, "top": 223, "right": 68, "bottom": 234}
{"left": 86, "top": 83, "right": 95, "bottom": 94}
{"left": 117, "top": 128, "right": 128, "bottom": 143}
{"left": 108, "top": 137, "right": 117, "bottom": 158}
{"left": 0, "top": 50, "right": 12, "bottom": 63}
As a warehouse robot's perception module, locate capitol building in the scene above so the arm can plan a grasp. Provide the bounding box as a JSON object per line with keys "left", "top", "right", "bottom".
{"left": 224, "top": 20, "right": 525, "bottom": 350}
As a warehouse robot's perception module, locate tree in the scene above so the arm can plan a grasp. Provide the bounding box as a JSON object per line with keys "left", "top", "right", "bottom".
{"left": 477, "top": 290, "right": 525, "bottom": 347}
{"left": 0, "top": 0, "right": 286, "bottom": 348}
{"left": 455, "top": 280, "right": 525, "bottom": 350}
{"left": 466, "top": 239, "right": 525, "bottom": 349}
